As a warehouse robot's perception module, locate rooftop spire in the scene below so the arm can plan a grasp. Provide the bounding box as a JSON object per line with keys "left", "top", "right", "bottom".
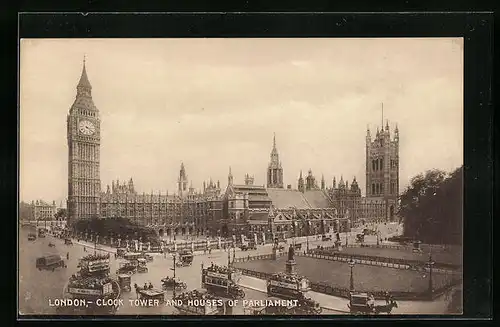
{"left": 273, "top": 132, "right": 276, "bottom": 149}
{"left": 77, "top": 55, "right": 92, "bottom": 91}
{"left": 381, "top": 102, "right": 384, "bottom": 129}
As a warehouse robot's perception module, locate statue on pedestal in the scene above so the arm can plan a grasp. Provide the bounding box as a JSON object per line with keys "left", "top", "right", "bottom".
{"left": 288, "top": 244, "right": 295, "bottom": 261}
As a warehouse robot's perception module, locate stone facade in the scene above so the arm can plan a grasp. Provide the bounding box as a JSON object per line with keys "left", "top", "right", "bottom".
{"left": 31, "top": 200, "right": 57, "bottom": 221}
{"left": 65, "top": 61, "right": 398, "bottom": 237}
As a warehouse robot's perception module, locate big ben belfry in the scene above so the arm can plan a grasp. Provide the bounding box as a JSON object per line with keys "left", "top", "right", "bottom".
{"left": 67, "top": 57, "right": 101, "bottom": 224}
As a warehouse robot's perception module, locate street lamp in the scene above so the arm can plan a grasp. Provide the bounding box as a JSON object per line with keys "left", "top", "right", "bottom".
{"left": 170, "top": 254, "right": 177, "bottom": 297}
{"left": 306, "top": 232, "right": 310, "bottom": 253}
{"left": 427, "top": 253, "right": 435, "bottom": 297}
{"left": 349, "top": 258, "right": 355, "bottom": 291}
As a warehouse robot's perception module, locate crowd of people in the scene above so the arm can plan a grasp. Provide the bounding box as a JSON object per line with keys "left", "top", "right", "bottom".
{"left": 270, "top": 272, "right": 303, "bottom": 284}
{"left": 68, "top": 275, "right": 113, "bottom": 290}
{"left": 205, "top": 263, "right": 234, "bottom": 276}
{"left": 80, "top": 253, "right": 111, "bottom": 261}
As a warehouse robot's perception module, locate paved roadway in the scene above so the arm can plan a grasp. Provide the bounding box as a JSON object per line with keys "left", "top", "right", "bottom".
{"left": 19, "top": 227, "right": 338, "bottom": 315}
{"left": 18, "top": 222, "right": 404, "bottom": 316}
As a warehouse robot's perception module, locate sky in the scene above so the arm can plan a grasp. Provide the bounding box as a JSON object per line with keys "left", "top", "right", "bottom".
{"left": 20, "top": 38, "right": 463, "bottom": 206}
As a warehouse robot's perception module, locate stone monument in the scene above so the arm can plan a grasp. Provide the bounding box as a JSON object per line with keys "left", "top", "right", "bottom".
{"left": 285, "top": 244, "right": 297, "bottom": 275}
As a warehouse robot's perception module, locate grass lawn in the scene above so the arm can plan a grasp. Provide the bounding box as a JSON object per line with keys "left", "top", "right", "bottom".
{"left": 339, "top": 246, "right": 462, "bottom": 266}
{"left": 234, "top": 256, "right": 455, "bottom": 293}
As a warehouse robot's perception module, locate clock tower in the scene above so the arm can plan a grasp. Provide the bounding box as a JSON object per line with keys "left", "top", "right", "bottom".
{"left": 67, "top": 58, "right": 101, "bottom": 224}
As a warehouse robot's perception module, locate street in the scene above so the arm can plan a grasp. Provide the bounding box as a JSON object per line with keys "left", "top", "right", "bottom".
{"left": 19, "top": 227, "right": 333, "bottom": 315}
{"left": 19, "top": 222, "right": 423, "bottom": 316}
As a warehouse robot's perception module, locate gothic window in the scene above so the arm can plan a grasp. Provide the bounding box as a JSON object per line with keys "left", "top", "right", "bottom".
{"left": 380, "top": 158, "right": 384, "bottom": 169}
{"left": 381, "top": 184, "right": 384, "bottom": 194}
{"left": 371, "top": 184, "right": 375, "bottom": 195}
{"left": 376, "top": 183, "right": 379, "bottom": 195}
{"left": 372, "top": 160, "right": 375, "bottom": 171}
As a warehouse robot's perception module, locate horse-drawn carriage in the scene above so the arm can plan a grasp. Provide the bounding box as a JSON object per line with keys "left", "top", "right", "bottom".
{"left": 347, "top": 292, "right": 398, "bottom": 315}
{"left": 240, "top": 241, "right": 257, "bottom": 251}
{"left": 161, "top": 276, "right": 187, "bottom": 290}
{"left": 136, "top": 288, "right": 165, "bottom": 304}
{"left": 176, "top": 251, "right": 194, "bottom": 267}
{"left": 118, "top": 274, "right": 131, "bottom": 292}
{"left": 136, "top": 258, "right": 149, "bottom": 273}
{"left": 116, "top": 260, "right": 137, "bottom": 275}
{"left": 412, "top": 241, "right": 423, "bottom": 253}
{"left": 141, "top": 252, "right": 154, "bottom": 262}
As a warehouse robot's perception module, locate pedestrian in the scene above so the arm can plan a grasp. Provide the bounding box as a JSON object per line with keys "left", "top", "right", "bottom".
{"left": 368, "top": 294, "right": 375, "bottom": 308}
{"left": 67, "top": 252, "right": 69, "bottom": 260}
{"left": 385, "top": 291, "right": 390, "bottom": 305}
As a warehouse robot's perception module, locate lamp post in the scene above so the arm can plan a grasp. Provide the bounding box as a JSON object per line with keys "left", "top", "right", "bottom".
{"left": 345, "top": 228, "right": 348, "bottom": 247}
{"left": 427, "top": 253, "right": 435, "bottom": 297}
{"left": 170, "top": 254, "right": 177, "bottom": 298}
{"left": 306, "top": 230, "right": 310, "bottom": 253}
{"left": 349, "top": 258, "right": 355, "bottom": 291}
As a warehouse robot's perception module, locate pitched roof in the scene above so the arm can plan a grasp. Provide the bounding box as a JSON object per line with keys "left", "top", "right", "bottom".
{"left": 302, "top": 190, "right": 333, "bottom": 208}
{"left": 232, "top": 184, "right": 268, "bottom": 195}
{"left": 266, "top": 188, "right": 311, "bottom": 209}
{"left": 247, "top": 212, "right": 269, "bottom": 221}
{"left": 78, "top": 63, "right": 92, "bottom": 89}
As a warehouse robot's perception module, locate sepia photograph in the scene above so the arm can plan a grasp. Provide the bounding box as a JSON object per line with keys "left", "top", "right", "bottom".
{"left": 19, "top": 38, "right": 463, "bottom": 316}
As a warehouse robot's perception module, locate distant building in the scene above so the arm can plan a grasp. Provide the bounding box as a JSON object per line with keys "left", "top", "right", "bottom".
{"left": 326, "top": 120, "right": 400, "bottom": 223}
{"left": 31, "top": 200, "right": 57, "bottom": 221}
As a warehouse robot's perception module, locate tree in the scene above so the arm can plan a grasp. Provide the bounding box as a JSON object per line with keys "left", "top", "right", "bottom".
{"left": 73, "top": 216, "right": 159, "bottom": 244}
{"left": 54, "top": 208, "right": 67, "bottom": 220}
{"left": 399, "top": 166, "right": 463, "bottom": 245}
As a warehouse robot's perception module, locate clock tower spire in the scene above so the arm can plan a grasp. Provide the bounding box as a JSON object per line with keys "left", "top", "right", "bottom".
{"left": 67, "top": 57, "right": 101, "bottom": 225}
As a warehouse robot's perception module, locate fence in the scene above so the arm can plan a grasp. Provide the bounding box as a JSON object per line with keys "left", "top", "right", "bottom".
{"left": 233, "top": 253, "right": 281, "bottom": 263}
{"left": 307, "top": 248, "right": 461, "bottom": 273}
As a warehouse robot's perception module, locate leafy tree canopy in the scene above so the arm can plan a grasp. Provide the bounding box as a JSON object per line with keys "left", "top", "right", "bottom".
{"left": 400, "top": 166, "right": 463, "bottom": 245}
{"left": 74, "top": 217, "right": 160, "bottom": 244}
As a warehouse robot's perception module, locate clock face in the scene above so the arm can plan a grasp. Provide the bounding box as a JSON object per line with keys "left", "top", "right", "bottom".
{"left": 78, "top": 120, "right": 96, "bottom": 135}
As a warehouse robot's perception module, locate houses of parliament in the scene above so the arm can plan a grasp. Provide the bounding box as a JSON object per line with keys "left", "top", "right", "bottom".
{"left": 67, "top": 60, "right": 399, "bottom": 239}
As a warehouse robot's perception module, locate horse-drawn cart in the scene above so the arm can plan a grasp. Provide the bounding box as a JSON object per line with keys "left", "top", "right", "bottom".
{"left": 347, "top": 292, "right": 398, "bottom": 315}
{"left": 118, "top": 274, "right": 131, "bottom": 292}
{"left": 176, "top": 251, "right": 194, "bottom": 267}
{"left": 161, "top": 276, "right": 187, "bottom": 290}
